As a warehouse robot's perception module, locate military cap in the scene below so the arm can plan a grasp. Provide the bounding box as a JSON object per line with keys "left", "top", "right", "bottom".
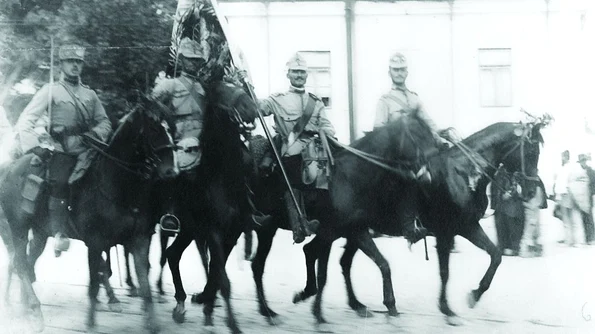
{"left": 389, "top": 52, "right": 408, "bottom": 69}
{"left": 178, "top": 37, "right": 204, "bottom": 59}
{"left": 59, "top": 44, "right": 85, "bottom": 61}
{"left": 286, "top": 53, "right": 308, "bottom": 71}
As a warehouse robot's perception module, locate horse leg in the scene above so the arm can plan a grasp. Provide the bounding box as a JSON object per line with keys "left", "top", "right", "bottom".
{"left": 86, "top": 246, "right": 102, "bottom": 331}
{"left": 0, "top": 219, "right": 15, "bottom": 304}
{"left": 26, "top": 230, "right": 47, "bottom": 283}
{"left": 244, "top": 228, "right": 253, "bottom": 261}
{"left": 354, "top": 231, "right": 398, "bottom": 316}
{"left": 12, "top": 229, "right": 44, "bottom": 332}
{"left": 190, "top": 233, "right": 210, "bottom": 304}
{"left": 156, "top": 231, "right": 169, "bottom": 298}
{"left": 459, "top": 222, "right": 502, "bottom": 309}
{"left": 124, "top": 246, "right": 138, "bottom": 297}
{"left": 252, "top": 226, "right": 279, "bottom": 322}
{"left": 436, "top": 234, "right": 462, "bottom": 325}
{"left": 340, "top": 238, "right": 373, "bottom": 318}
{"left": 203, "top": 231, "right": 241, "bottom": 334}
{"left": 131, "top": 237, "right": 159, "bottom": 333}
{"left": 312, "top": 239, "right": 333, "bottom": 324}
{"left": 99, "top": 254, "right": 122, "bottom": 313}
{"left": 293, "top": 236, "right": 321, "bottom": 304}
{"left": 166, "top": 230, "right": 193, "bottom": 323}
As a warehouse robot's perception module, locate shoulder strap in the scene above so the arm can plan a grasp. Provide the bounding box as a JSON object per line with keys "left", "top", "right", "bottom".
{"left": 383, "top": 93, "right": 414, "bottom": 113}
{"left": 59, "top": 82, "right": 89, "bottom": 123}
{"left": 291, "top": 94, "right": 317, "bottom": 138}
{"left": 179, "top": 77, "right": 205, "bottom": 111}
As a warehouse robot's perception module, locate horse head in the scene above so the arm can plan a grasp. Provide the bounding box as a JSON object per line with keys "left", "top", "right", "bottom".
{"left": 208, "top": 81, "right": 258, "bottom": 128}
{"left": 383, "top": 115, "right": 439, "bottom": 170}
{"left": 106, "top": 95, "right": 178, "bottom": 180}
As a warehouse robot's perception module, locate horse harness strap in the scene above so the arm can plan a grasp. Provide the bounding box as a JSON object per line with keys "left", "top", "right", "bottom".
{"left": 327, "top": 136, "right": 416, "bottom": 180}
{"left": 384, "top": 93, "right": 415, "bottom": 114}
{"left": 82, "top": 133, "right": 151, "bottom": 179}
{"left": 269, "top": 94, "right": 317, "bottom": 139}
{"left": 59, "top": 82, "right": 91, "bottom": 128}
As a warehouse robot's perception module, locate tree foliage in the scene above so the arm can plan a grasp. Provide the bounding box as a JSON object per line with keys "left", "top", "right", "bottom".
{"left": 1, "top": 0, "right": 177, "bottom": 124}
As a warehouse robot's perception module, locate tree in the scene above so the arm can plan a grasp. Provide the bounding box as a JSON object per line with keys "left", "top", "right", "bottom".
{"left": 0, "top": 0, "right": 177, "bottom": 124}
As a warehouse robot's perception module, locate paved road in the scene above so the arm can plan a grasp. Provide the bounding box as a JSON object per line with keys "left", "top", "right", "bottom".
{"left": 1, "top": 206, "right": 595, "bottom": 333}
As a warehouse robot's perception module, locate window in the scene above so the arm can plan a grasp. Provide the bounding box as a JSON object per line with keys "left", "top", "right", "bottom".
{"left": 478, "top": 48, "right": 512, "bottom": 107}
{"left": 298, "top": 51, "right": 332, "bottom": 107}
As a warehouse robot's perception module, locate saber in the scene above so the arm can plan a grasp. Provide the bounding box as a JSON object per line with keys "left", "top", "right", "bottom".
{"left": 209, "top": 0, "right": 306, "bottom": 219}
{"left": 47, "top": 36, "right": 54, "bottom": 133}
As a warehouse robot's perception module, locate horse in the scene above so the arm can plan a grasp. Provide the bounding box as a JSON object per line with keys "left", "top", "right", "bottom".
{"left": 287, "top": 116, "right": 547, "bottom": 325}
{"left": 0, "top": 94, "right": 178, "bottom": 333}
{"left": 157, "top": 81, "right": 258, "bottom": 334}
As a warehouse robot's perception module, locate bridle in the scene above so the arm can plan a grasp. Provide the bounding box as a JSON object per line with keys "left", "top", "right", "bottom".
{"left": 84, "top": 106, "right": 177, "bottom": 179}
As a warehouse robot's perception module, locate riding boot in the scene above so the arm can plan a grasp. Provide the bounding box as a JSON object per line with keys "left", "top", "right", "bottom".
{"left": 402, "top": 217, "right": 427, "bottom": 245}
{"left": 284, "top": 189, "right": 319, "bottom": 244}
{"left": 49, "top": 196, "right": 71, "bottom": 257}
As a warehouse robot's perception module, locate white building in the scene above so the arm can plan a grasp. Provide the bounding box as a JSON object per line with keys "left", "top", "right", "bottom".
{"left": 214, "top": 0, "right": 593, "bottom": 186}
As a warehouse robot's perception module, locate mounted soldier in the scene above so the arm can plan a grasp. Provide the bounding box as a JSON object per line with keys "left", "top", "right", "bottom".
{"left": 259, "top": 52, "right": 336, "bottom": 243}
{"left": 13, "top": 43, "right": 112, "bottom": 256}
{"left": 150, "top": 37, "right": 268, "bottom": 232}
{"left": 373, "top": 52, "right": 455, "bottom": 245}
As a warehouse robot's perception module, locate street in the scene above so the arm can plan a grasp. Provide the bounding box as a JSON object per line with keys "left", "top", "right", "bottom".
{"left": 1, "top": 205, "right": 594, "bottom": 334}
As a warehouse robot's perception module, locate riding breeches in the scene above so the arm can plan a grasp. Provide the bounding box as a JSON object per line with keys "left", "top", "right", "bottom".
{"left": 48, "top": 152, "right": 77, "bottom": 198}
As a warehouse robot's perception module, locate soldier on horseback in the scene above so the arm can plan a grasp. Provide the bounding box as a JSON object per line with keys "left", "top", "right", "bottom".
{"left": 151, "top": 37, "right": 268, "bottom": 232}
{"left": 259, "top": 53, "right": 336, "bottom": 243}
{"left": 14, "top": 43, "right": 112, "bottom": 256}
{"left": 374, "top": 52, "right": 453, "bottom": 244}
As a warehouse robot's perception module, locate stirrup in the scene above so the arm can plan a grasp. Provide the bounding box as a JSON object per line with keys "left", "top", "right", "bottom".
{"left": 160, "top": 214, "right": 181, "bottom": 234}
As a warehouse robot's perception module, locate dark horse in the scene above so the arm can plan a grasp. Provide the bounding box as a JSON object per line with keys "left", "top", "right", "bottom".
{"left": 158, "top": 81, "right": 258, "bottom": 334}
{"left": 255, "top": 115, "right": 546, "bottom": 326}
{"left": 0, "top": 95, "right": 178, "bottom": 333}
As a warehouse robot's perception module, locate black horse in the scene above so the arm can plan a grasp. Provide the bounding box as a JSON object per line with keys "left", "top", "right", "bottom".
{"left": 157, "top": 81, "right": 258, "bottom": 334}
{"left": 250, "top": 115, "right": 546, "bottom": 326}
{"left": 0, "top": 95, "right": 178, "bottom": 333}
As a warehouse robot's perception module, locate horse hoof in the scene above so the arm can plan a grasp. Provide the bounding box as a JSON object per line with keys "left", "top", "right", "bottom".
{"left": 108, "top": 302, "right": 123, "bottom": 313}
{"left": 157, "top": 294, "right": 168, "bottom": 304}
{"left": 129, "top": 287, "right": 139, "bottom": 297}
{"left": 467, "top": 291, "right": 478, "bottom": 309}
{"left": 204, "top": 316, "right": 214, "bottom": 327}
{"left": 266, "top": 314, "right": 284, "bottom": 326}
{"left": 355, "top": 307, "right": 374, "bottom": 318}
{"left": 293, "top": 291, "right": 311, "bottom": 304}
{"left": 191, "top": 293, "right": 205, "bottom": 304}
{"left": 172, "top": 309, "right": 186, "bottom": 323}
{"left": 29, "top": 306, "right": 45, "bottom": 332}
{"left": 387, "top": 307, "right": 399, "bottom": 317}
{"left": 145, "top": 322, "right": 161, "bottom": 334}
{"left": 446, "top": 315, "right": 464, "bottom": 326}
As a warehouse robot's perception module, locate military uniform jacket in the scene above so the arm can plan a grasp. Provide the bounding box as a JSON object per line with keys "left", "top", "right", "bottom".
{"left": 260, "top": 87, "right": 335, "bottom": 156}
{"left": 151, "top": 74, "right": 205, "bottom": 141}
{"left": 15, "top": 80, "right": 112, "bottom": 154}
{"left": 374, "top": 84, "right": 441, "bottom": 142}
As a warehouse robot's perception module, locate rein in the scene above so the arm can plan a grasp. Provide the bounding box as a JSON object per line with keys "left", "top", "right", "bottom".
{"left": 83, "top": 134, "right": 152, "bottom": 179}
{"left": 327, "top": 136, "right": 417, "bottom": 179}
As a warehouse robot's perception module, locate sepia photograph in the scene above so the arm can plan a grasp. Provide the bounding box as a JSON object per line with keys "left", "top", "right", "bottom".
{"left": 0, "top": 0, "right": 594, "bottom": 333}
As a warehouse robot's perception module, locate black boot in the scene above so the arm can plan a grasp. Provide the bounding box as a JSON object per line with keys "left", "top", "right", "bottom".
{"left": 49, "top": 196, "right": 71, "bottom": 257}
{"left": 403, "top": 217, "right": 427, "bottom": 245}
{"left": 284, "top": 190, "right": 319, "bottom": 244}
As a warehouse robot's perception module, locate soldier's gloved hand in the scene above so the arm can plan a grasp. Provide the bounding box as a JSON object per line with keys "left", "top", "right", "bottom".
{"left": 51, "top": 126, "right": 66, "bottom": 141}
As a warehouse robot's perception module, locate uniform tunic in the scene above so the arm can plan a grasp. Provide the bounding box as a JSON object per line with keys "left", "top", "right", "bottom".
{"left": 15, "top": 80, "right": 112, "bottom": 154}
{"left": 260, "top": 86, "right": 335, "bottom": 156}
{"left": 374, "top": 84, "right": 441, "bottom": 142}
{"left": 151, "top": 74, "right": 205, "bottom": 141}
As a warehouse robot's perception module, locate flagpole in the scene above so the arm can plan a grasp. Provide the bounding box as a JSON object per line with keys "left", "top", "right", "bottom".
{"left": 209, "top": 0, "right": 306, "bottom": 219}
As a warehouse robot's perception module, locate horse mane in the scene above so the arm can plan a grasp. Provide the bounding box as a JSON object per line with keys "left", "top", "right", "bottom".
{"left": 459, "top": 122, "right": 517, "bottom": 153}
